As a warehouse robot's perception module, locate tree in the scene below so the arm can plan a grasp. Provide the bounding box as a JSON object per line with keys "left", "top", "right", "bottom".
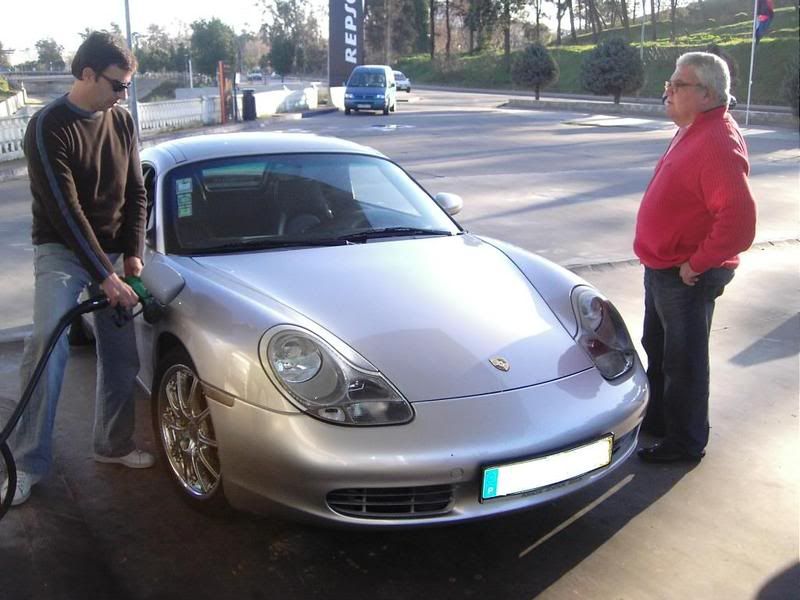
{"left": 136, "top": 25, "right": 177, "bottom": 73}
{"left": 499, "top": 0, "right": 528, "bottom": 72}
{"left": 412, "top": 0, "right": 430, "bottom": 54}
{"left": 35, "top": 38, "right": 65, "bottom": 71}
{"left": 0, "top": 41, "right": 12, "bottom": 69}
{"left": 650, "top": 0, "right": 658, "bottom": 41}
{"left": 619, "top": 0, "right": 631, "bottom": 35}
{"left": 580, "top": 37, "right": 643, "bottom": 104}
{"left": 269, "top": 35, "right": 295, "bottom": 80}
{"left": 190, "top": 18, "right": 237, "bottom": 76}
{"left": 260, "top": 0, "right": 325, "bottom": 75}
{"left": 667, "top": 0, "right": 682, "bottom": 42}
{"left": 466, "top": 0, "right": 500, "bottom": 53}
{"left": 240, "top": 37, "right": 269, "bottom": 72}
{"left": 781, "top": 60, "right": 799, "bottom": 118}
{"left": 430, "top": 0, "right": 437, "bottom": 59}
{"left": 365, "top": 0, "right": 422, "bottom": 63}
{"left": 511, "top": 42, "right": 559, "bottom": 100}
{"left": 79, "top": 24, "right": 125, "bottom": 44}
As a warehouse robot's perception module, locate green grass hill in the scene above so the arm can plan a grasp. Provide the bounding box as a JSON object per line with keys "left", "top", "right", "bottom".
{"left": 396, "top": 0, "right": 799, "bottom": 107}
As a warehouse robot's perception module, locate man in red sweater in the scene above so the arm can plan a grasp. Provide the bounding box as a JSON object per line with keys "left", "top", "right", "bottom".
{"left": 634, "top": 52, "right": 757, "bottom": 463}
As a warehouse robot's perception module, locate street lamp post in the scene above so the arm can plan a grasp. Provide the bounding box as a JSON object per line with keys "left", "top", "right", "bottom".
{"left": 123, "top": 0, "right": 140, "bottom": 137}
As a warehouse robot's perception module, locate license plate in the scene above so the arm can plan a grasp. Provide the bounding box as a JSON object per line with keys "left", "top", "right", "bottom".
{"left": 357, "top": 103, "right": 371, "bottom": 108}
{"left": 481, "top": 435, "right": 613, "bottom": 500}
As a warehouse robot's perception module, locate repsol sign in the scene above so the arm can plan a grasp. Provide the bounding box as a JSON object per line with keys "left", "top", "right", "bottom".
{"left": 329, "top": 0, "right": 364, "bottom": 86}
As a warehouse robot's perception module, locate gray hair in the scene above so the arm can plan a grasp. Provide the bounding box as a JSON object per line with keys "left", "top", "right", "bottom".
{"left": 676, "top": 52, "right": 731, "bottom": 108}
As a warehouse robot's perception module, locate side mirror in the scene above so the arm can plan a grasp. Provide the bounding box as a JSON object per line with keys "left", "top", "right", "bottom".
{"left": 140, "top": 260, "right": 185, "bottom": 306}
{"left": 434, "top": 192, "right": 464, "bottom": 216}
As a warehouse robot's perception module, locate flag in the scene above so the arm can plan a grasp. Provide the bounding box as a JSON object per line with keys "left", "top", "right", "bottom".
{"left": 755, "top": 0, "right": 775, "bottom": 43}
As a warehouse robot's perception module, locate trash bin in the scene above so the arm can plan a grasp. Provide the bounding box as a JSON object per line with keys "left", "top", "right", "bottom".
{"left": 242, "top": 89, "right": 256, "bottom": 121}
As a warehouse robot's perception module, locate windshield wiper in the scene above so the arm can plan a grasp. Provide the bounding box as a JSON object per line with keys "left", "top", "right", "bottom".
{"left": 188, "top": 237, "right": 350, "bottom": 254}
{"left": 336, "top": 227, "right": 454, "bottom": 243}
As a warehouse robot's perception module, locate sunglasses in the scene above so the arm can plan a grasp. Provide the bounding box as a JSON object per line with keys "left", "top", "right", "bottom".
{"left": 99, "top": 73, "right": 133, "bottom": 93}
{"left": 664, "top": 80, "right": 705, "bottom": 92}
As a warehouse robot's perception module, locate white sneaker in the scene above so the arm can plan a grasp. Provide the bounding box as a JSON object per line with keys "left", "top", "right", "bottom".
{"left": 1, "top": 471, "right": 33, "bottom": 506}
{"left": 94, "top": 449, "right": 155, "bottom": 469}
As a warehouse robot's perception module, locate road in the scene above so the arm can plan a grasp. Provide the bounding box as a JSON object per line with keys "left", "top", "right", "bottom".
{"left": 0, "top": 89, "right": 798, "bottom": 599}
{"left": 3, "top": 89, "right": 798, "bottom": 332}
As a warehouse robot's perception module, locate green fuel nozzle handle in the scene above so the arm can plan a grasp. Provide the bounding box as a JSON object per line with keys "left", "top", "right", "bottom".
{"left": 123, "top": 275, "right": 167, "bottom": 324}
{"left": 123, "top": 275, "right": 152, "bottom": 302}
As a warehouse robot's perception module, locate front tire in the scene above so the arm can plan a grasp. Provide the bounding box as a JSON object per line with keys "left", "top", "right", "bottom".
{"left": 152, "top": 348, "right": 227, "bottom": 514}
{"left": 344, "top": 107, "right": 351, "bottom": 115}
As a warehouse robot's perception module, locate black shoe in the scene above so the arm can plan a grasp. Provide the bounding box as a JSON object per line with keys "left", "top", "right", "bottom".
{"left": 637, "top": 442, "right": 705, "bottom": 464}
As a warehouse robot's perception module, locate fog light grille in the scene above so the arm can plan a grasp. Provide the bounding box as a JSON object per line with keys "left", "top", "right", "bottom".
{"left": 327, "top": 485, "right": 454, "bottom": 519}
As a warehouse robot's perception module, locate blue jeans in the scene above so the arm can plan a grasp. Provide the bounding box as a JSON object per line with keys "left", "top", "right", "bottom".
{"left": 10, "top": 243, "right": 140, "bottom": 481}
{"left": 641, "top": 266, "right": 734, "bottom": 455}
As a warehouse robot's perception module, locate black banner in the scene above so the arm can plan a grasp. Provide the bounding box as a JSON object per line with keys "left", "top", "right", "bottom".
{"left": 328, "top": 0, "right": 364, "bottom": 87}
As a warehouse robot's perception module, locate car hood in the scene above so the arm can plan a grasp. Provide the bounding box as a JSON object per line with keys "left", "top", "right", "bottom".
{"left": 191, "top": 235, "right": 591, "bottom": 402}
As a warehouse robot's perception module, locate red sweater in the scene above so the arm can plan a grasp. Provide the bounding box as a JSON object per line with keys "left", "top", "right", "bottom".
{"left": 634, "top": 106, "right": 757, "bottom": 273}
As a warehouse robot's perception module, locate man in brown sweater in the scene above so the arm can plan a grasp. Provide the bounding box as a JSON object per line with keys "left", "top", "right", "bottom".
{"left": 2, "top": 32, "right": 152, "bottom": 507}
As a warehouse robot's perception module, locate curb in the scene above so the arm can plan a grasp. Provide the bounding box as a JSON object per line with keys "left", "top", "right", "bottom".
{"left": 505, "top": 97, "right": 798, "bottom": 129}
{"left": 567, "top": 237, "right": 800, "bottom": 275}
{"left": 0, "top": 162, "right": 28, "bottom": 183}
{"left": 270, "top": 107, "right": 339, "bottom": 120}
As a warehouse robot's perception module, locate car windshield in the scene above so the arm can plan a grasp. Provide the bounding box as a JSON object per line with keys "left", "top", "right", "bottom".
{"left": 348, "top": 71, "right": 386, "bottom": 87}
{"left": 162, "top": 153, "right": 462, "bottom": 255}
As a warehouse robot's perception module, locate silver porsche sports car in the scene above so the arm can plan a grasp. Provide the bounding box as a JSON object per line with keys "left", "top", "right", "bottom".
{"left": 136, "top": 132, "right": 648, "bottom": 526}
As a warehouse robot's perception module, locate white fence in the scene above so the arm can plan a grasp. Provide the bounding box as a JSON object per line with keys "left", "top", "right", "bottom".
{"left": 0, "top": 86, "right": 319, "bottom": 163}
{"left": 0, "top": 90, "right": 27, "bottom": 118}
{"left": 0, "top": 116, "right": 29, "bottom": 160}
{"left": 138, "top": 96, "right": 220, "bottom": 132}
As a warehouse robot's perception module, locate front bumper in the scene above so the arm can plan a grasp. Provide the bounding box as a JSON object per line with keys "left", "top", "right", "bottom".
{"left": 345, "top": 98, "right": 387, "bottom": 110}
{"left": 209, "top": 365, "right": 648, "bottom": 526}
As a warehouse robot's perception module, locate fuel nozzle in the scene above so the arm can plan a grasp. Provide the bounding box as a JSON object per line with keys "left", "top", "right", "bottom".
{"left": 123, "top": 275, "right": 167, "bottom": 324}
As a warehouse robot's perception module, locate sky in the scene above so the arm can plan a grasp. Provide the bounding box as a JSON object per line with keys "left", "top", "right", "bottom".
{"left": 1, "top": 0, "right": 274, "bottom": 64}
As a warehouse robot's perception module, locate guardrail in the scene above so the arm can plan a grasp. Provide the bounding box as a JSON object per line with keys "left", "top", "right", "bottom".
{"left": 0, "top": 115, "right": 28, "bottom": 161}
{"left": 0, "top": 90, "right": 27, "bottom": 118}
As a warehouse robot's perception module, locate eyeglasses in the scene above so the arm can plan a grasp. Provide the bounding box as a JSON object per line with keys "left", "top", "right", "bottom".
{"left": 99, "top": 73, "right": 132, "bottom": 93}
{"left": 664, "top": 80, "right": 705, "bottom": 92}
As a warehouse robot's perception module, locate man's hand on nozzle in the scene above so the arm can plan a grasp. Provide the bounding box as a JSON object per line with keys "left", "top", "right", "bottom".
{"left": 101, "top": 273, "right": 139, "bottom": 308}
{"left": 124, "top": 256, "right": 143, "bottom": 278}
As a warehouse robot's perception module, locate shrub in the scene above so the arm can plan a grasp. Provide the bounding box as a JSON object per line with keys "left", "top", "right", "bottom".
{"left": 580, "top": 38, "right": 644, "bottom": 104}
{"left": 511, "top": 43, "right": 559, "bottom": 100}
{"left": 781, "top": 60, "right": 799, "bottom": 117}
{"left": 0, "top": 75, "right": 9, "bottom": 94}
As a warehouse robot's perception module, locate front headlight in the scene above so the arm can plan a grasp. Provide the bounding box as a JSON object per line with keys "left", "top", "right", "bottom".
{"left": 375, "top": 93, "right": 385, "bottom": 99}
{"left": 260, "top": 326, "right": 413, "bottom": 426}
{"left": 571, "top": 286, "right": 635, "bottom": 380}
{"left": 344, "top": 92, "right": 354, "bottom": 99}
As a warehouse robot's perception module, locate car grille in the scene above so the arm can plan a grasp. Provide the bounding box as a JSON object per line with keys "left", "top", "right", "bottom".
{"left": 327, "top": 485, "right": 455, "bottom": 519}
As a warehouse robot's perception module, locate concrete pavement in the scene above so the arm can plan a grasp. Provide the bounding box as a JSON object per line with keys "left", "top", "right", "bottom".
{"left": 0, "top": 240, "right": 796, "bottom": 599}
{"left": 0, "top": 90, "right": 797, "bottom": 599}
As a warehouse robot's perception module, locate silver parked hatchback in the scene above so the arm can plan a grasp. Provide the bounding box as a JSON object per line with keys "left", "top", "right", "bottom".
{"left": 137, "top": 132, "right": 648, "bottom": 526}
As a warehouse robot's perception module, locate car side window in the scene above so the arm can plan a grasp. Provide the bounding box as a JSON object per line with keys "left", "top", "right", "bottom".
{"left": 142, "top": 164, "right": 157, "bottom": 248}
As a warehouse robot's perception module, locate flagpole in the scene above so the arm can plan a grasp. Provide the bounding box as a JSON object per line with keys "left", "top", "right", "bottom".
{"left": 745, "top": 0, "right": 759, "bottom": 126}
